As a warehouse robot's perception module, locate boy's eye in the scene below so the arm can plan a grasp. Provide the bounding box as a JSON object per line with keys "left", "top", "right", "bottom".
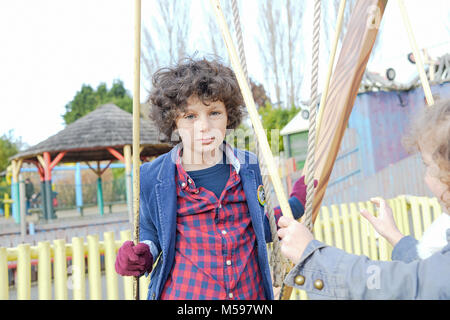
{"left": 211, "top": 111, "right": 221, "bottom": 116}
{"left": 184, "top": 114, "right": 195, "bottom": 119}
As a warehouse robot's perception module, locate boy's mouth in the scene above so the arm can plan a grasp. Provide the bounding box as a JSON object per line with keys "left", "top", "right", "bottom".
{"left": 199, "top": 137, "right": 215, "bottom": 144}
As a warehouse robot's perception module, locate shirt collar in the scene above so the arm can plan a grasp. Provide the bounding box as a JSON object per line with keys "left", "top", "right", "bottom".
{"left": 174, "top": 140, "right": 241, "bottom": 175}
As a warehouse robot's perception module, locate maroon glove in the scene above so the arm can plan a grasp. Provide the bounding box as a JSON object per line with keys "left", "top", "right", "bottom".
{"left": 290, "top": 175, "right": 318, "bottom": 206}
{"left": 115, "top": 241, "right": 153, "bottom": 277}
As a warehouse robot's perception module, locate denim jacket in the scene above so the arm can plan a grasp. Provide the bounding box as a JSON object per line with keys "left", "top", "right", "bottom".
{"left": 139, "top": 143, "right": 275, "bottom": 300}
{"left": 284, "top": 229, "right": 450, "bottom": 299}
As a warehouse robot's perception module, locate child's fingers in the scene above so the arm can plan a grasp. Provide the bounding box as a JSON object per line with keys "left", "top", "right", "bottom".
{"left": 370, "top": 197, "right": 384, "bottom": 207}
{"left": 360, "top": 208, "right": 377, "bottom": 225}
{"left": 277, "top": 227, "right": 287, "bottom": 239}
{"left": 278, "top": 216, "right": 294, "bottom": 228}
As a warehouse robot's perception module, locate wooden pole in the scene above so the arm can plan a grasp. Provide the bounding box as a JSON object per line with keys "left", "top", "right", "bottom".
{"left": 132, "top": 0, "right": 141, "bottom": 301}
{"left": 396, "top": 0, "right": 434, "bottom": 106}
{"left": 210, "top": 0, "right": 293, "bottom": 220}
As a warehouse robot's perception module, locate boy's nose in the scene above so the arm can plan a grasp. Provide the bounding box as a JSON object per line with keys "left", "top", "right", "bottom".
{"left": 198, "top": 117, "right": 210, "bottom": 132}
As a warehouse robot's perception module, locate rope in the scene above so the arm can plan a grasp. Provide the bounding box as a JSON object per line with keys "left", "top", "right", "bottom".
{"left": 303, "top": 0, "right": 321, "bottom": 232}
{"left": 278, "top": 0, "right": 321, "bottom": 300}
{"left": 231, "top": 0, "right": 285, "bottom": 288}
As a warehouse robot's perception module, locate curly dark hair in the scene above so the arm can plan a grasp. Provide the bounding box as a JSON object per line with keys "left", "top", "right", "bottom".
{"left": 147, "top": 57, "right": 245, "bottom": 145}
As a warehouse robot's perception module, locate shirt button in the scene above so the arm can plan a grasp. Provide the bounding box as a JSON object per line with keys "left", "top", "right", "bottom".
{"left": 228, "top": 293, "right": 233, "bottom": 299}
{"left": 221, "top": 230, "right": 227, "bottom": 235}
{"left": 194, "top": 190, "right": 199, "bottom": 194}
{"left": 181, "top": 182, "right": 186, "bottom": 188}
{"left": 219, "top": 204, "right": 222, "bottom": 208}
{"left": 226, "top": 260, "right": 231, "bottom": 266}
{"left": 188, "top": 178, "right": 193, "bottom": 184}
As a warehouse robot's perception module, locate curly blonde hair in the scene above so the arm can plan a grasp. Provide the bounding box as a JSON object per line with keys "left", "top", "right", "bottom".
{"left": 402, "top": 98, "right": 450, "bottom": 210}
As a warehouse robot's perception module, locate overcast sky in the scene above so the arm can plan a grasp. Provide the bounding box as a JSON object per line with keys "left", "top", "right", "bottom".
{"left": 0, "top": 0, "right": 449, "bottom": 148}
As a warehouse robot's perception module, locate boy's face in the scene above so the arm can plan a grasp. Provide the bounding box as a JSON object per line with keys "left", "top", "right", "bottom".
{"left": 175, "top": 95, "right": 228, "bottom": 159}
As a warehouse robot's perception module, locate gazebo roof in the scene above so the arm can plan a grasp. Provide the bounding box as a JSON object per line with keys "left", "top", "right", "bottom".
{"left": 11, "top": 103, "right": 172, "bottom": 163}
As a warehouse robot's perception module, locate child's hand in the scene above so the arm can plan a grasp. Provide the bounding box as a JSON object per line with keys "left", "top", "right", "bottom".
{"left": 277, "top": 216, "right": 314, "bottom": 265}
{"left": 360, "top": 197, "right": 404, "bottom": 247}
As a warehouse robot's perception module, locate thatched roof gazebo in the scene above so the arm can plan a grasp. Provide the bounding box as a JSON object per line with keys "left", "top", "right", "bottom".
{"left": 9, "top": 103, "right": 172, "bottom": 221}
{"left": 12, "top": 103, "right": 171, "bottom": 163}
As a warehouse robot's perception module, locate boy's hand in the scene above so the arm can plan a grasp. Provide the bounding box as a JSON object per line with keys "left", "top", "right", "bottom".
{"left": 277, "top": 216, "right": 314, "bottom": 265}
{"left": 290, "top": 175, "right": 318, "bottom": 207}
{"left": 115, "top": 241, "right": 153, "bottom": 277}
{"left": 360, "top": 197, "right": 404, "bottom": 247}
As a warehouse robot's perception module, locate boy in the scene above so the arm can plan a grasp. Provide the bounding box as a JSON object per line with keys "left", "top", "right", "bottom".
{"left": 115, "top": 58, "right": 312, "bottom": 300}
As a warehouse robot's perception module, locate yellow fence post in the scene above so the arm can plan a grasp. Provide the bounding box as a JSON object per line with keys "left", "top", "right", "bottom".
{"left": 139, "top": 271, "right": 150, "bottom": 300}
{"left": 409, "top": 197, "right": 423, "bottom": 239}
{"left": 120, "top": 230, "right": 133, "bottom": 300}
{"left": 72, "top": 237, "right": 86, "bottom": 300}
{"left": 397, "top": 196, "right": 411, "bottom": 236}
{"left": 321, "top": 207, "right": 333, "bottom": 246}
{"left": 104, "top": 232, "right": 118, "bottom": 300}
{"left": 430, "top": 197, "right": 442, "bottom": 220}
{"left": 420, "top": 197, "right": 433, "bottom": 231}
{"left": 17, "top": 244, "right": 31, "bottom": 300}
{"left": 37, "top": 241, "right": 52, "bottom": 300}
{"left": 0, "top": 247, "right": 8, "bottom": 300}
{"left": 54, "top": 239, "right": 68, "bottom": 300}
{"left": 87, "top": 234, "right": 102, "bottom": 300}
{"left": 331, "top": 205, "right": 343, "bottom": 250}
{"left": 365, "top": 201, "right": 379, "bottom": 260}
{"left": 313, "top": 208, "right": 324, "bottom": 242}
{"left": 357, "top": 202, "right": 370, "bottom": 257}
{"left": 349, "top": 203, "right": 362, "bottom": 255}
{"left": 340, "top": 204, "right": 353, "bottom": 253}
{"left": 4, "top": 194, "right": 10, "bottom": 219}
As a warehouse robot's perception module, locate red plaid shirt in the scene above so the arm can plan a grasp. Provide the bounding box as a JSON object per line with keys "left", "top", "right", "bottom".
{"left": 160, "top": 144, "right": 283, "bottom": 300}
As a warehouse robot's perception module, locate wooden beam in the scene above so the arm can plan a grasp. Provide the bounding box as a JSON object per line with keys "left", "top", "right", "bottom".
{"left": 107, "top": 147, "right": 125, "bottom": 163}
{"left": 309, "top": 0, "right": 387, "bottom": 224}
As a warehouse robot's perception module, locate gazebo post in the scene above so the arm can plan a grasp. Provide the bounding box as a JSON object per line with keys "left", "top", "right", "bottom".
{"left": 123, "top": 145, "right": 133, "bottom": 224}
{"left": 43, "top": 152, "right": 55, "bottom": 220}
{"left": 31, "top": 159, "right": 47, "bottom": 220}
{"left": 86, "top": 160, "right": 112, "bottom": 216}
{"left": 11, "top": 159, "right": 23, "bottom": 224}
{"left": 106, "top": 146, "right": 132, "bottom": 223}
{"left": 96, "top": 162, "right": 104, "bottom": 216}
{"left": 40, "top": 152, "right": 66, "bottom": 220}
{"left": 75, "top": 163, "right": 84, "bottom": 215}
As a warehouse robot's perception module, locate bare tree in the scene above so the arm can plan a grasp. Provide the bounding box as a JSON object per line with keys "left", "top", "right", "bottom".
{"left": 257, "top": 0, "right": 305, "bottom": 109}
{"left": 141, "top": 0, "right": 192, "bottom": 83}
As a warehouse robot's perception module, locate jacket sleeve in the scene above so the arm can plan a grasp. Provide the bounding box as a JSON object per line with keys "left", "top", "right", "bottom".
{"left": 391, "top": 235, "right": 419, "bottom": 262}
{"left": 284, "top": 239, "right": 450, "bottom": 299}
{"left": 252, "top": 157, "right": 305, "bottom": 243}
{"left": 139, "top": 164, "right": 161, "bottom": 260}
